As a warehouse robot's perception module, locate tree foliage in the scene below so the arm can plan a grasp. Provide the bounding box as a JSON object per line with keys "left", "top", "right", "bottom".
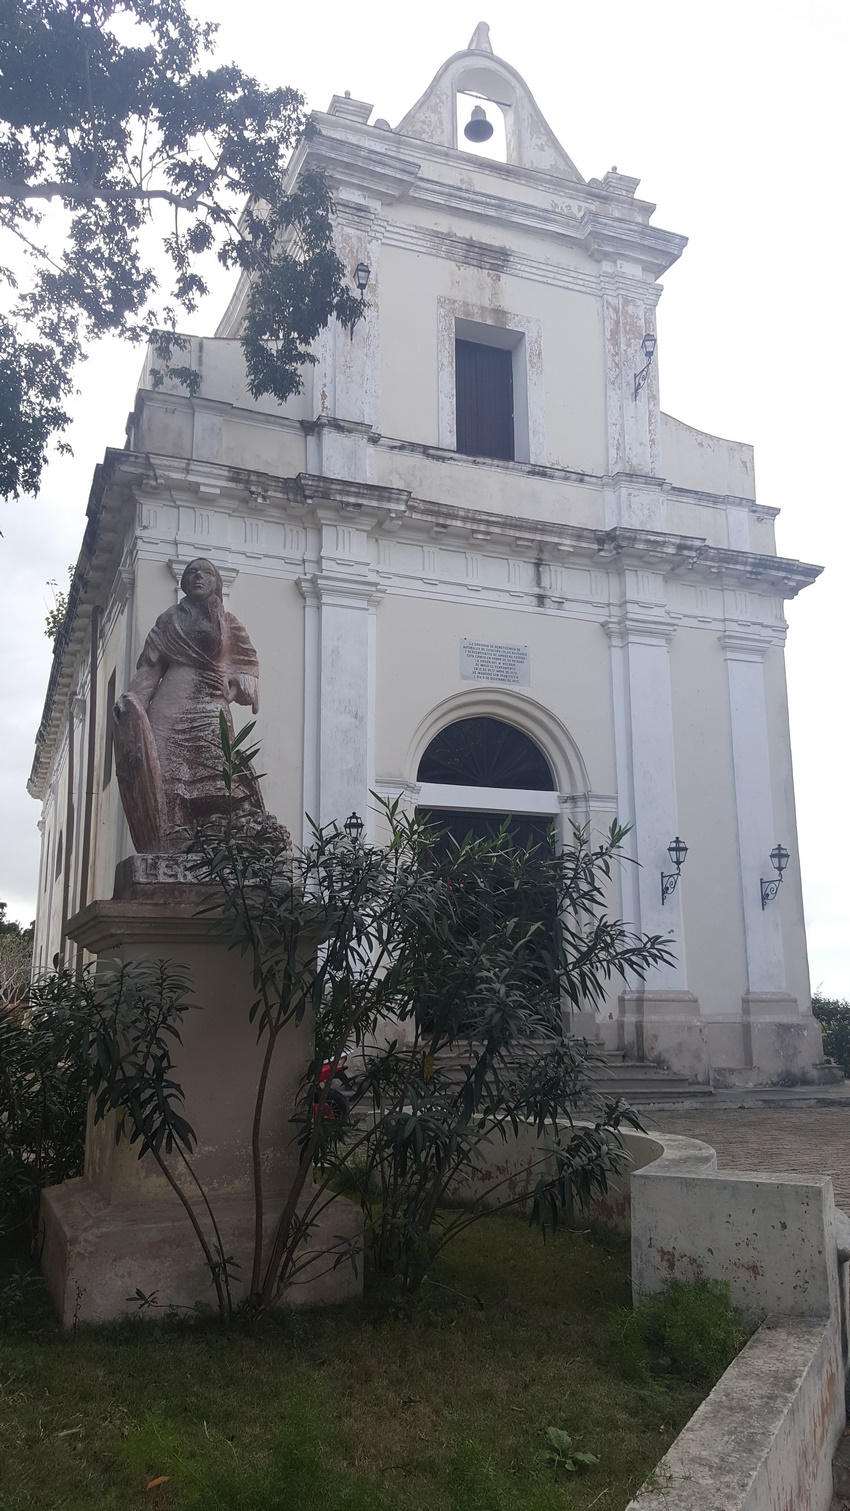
{"left": 0, "top": 0, "right": 363, "bottom": 499}
{"left": 0, "top": 900, "right": 33, "bottom": 1005}
{"left": 812, "top": 993, "right": 850, "bottom": 1077}
{"left": 44, "top": 561, "right": 72, "bottom": 638}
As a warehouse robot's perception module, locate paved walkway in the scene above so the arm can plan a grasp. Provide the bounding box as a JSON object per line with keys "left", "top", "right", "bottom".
{"left": 643, "top": 1103, "right": 850, "bottom": 1212}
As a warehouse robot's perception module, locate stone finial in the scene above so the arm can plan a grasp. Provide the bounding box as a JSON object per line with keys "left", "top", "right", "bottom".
{"left": 467, "top": 21, "right": 493, "bottom": 53}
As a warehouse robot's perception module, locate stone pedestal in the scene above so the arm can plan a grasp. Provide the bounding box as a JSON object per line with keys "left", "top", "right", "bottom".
{"left": 40, "top": 858, "right": 361, "bottom": 1326}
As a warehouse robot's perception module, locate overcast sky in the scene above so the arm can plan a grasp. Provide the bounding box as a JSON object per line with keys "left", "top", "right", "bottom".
{"left": 1, "top": 0, "right": 847, "bottom": 993}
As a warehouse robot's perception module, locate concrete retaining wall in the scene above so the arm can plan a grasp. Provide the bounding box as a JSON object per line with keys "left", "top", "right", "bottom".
{"left": 622, "top": 1131, "right": 847, "bottom": 1511}
{"left": 462, "top": 1121, "right": 848, "bottom": 1510}
{"left": 626, "top": 1318, "right": 840, "bottom": 1511}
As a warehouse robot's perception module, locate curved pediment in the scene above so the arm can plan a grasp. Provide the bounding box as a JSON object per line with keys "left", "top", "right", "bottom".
{"left": 395, "top": 25, "right": 584, "bottom": 182}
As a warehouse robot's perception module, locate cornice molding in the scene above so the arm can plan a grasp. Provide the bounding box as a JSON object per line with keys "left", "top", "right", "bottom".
{"left": 130, "top": 397, "right": 780, "bottom": 522}
{"left": 594, "top": 527, "right": 821, "bottom": 595}
{"left": 290, "top": 129, "right": 422, "bottom": 204}
{"left": 292, "top": 117, "right": 685, "bottom": 282}
{"left": 295, "top": 469, "right": 411, "bottom": 524}
{"left": 585, "top": 212, "right": 687, "bottom": 276}
{"left": 405, "top": 180, "right": 684, "bottom": 279}
{"left": 301, "top": 111, "right": 660, "bottom": 222}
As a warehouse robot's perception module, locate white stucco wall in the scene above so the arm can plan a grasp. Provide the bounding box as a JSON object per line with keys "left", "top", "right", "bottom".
{"left": 661, "top": 412, "right": 756, "bottom": 500}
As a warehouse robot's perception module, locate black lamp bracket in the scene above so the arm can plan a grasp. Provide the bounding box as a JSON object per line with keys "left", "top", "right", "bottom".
{"left": 634, "top": 362, "right": 652, "bottom": 400}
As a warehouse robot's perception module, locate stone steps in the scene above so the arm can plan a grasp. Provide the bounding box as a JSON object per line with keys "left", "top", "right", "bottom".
{"left": 432, "top": 1042, "right": 714, "bottom": 1104}
{"left": 590, "top": 1052, "right": 714, "bottom": 1103}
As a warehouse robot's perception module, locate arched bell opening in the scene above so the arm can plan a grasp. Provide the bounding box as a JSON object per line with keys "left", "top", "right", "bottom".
{"left": 455, "top": 91, "right": 507, "bottom": 164}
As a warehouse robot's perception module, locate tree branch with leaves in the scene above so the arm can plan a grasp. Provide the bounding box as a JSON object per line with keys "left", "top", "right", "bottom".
{"left": 0, "top": 0, "right": 363, "bottom": 500}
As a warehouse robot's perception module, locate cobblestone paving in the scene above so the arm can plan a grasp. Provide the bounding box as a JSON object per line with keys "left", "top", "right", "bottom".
{"left": 642, "top": 1106, "right": 850, "bottom": 1212}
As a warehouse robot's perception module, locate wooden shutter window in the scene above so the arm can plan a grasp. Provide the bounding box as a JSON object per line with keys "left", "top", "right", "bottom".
{"left": 455, "top": 340, "right": 515, "bottom": 461}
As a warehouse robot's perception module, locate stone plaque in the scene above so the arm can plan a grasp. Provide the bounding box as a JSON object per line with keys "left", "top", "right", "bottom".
{"left": 460, "top": 638, "right": 531, "bottom": 686}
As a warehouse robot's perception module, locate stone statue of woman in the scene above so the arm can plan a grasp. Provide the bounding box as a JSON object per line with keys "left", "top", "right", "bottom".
{"left": 113, "top": 558, "right": 282, "bottom": 853}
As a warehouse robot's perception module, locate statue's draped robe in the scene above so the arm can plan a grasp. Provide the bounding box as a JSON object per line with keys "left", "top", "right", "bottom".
{"left": 115, "top": 600, "right": 263, "bottom": 851}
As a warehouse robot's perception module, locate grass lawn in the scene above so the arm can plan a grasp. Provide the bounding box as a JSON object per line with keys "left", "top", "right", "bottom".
{"left": 0, "top": 1214, "right": 715, "bottom": 1511}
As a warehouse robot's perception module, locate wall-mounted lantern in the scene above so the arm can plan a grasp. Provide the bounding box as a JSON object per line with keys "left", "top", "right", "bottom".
{"left": 634, "top": 331, "right": 658, "bottom": 400}
{"left": 353, "top": 263, "right": 371, "bottom": 301}
{"left": 760, "top": 843, "right": 790, "bottom": 909}
{"left": 661, "top": 835, "right": 688, "bottom": 905}
{"left": 343, "top": 811, "right": 365, "bottom": 843}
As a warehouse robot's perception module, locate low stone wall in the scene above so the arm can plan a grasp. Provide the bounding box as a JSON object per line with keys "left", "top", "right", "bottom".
{"left": 463, "top": 1121, "right": 848, "bottom": 1511}
{"left": 627, "top": 1317, "right": 838, "bottom": 1511}
{"left": 622, "top": 1132, "right": 847, "bottom": 1511}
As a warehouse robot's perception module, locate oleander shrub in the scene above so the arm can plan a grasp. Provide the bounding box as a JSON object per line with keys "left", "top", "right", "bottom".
{"left": 0, "top": 971, "right": 88, "bottom": 1239}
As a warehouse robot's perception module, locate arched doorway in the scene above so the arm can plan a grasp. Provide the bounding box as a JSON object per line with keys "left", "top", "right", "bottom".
{"left": 416, "top": 714, "right": 560, "bottom": 1012}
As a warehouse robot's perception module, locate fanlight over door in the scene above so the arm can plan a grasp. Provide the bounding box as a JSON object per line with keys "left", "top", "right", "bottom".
{"left": 417, "top": 715, "right": 556, "bottom": 848}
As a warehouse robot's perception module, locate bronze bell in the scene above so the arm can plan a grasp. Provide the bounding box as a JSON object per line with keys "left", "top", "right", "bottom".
{"left": 463, "top": 104, "right": 494, "bottom": 143}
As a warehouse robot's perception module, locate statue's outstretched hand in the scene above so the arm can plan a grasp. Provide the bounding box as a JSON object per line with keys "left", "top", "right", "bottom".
{"left": 228, "top": 675, "right": 259, "bottom": 715}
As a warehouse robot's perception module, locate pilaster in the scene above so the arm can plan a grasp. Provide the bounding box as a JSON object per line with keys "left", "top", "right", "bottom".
{"left": 308, "top": 194, "right": 384, "bottom": 475}
{"left": 722, "top": 628, "right": 787, "bottom": 994}
{"left": 605, "top": 582, "right": 687, "bottom": 991}
{"left": 299, "top": 507, "right": 386, "bottom": 835}
{"left": 601, "top": 272, "right": 660, "bottom": 479}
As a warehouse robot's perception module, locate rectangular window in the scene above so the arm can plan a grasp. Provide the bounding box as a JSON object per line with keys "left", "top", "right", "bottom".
{"left": 103, "top": 669, "right": 116, "bottom": 785}
{"left": 455, "top": 339, "right": 514, "bottom": 461}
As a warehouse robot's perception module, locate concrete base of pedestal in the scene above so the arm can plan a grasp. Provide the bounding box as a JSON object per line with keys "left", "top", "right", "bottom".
{"left": 41, "top": 859, "right": 363, "bottom": 1327}
{"left": 41, "top": 1174, "right": 362, "bottom": 1327}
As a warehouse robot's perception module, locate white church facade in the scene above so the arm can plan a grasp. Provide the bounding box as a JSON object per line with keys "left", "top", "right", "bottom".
{"left": 28, "top": 27, "right": 831, "bottom": 1088}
